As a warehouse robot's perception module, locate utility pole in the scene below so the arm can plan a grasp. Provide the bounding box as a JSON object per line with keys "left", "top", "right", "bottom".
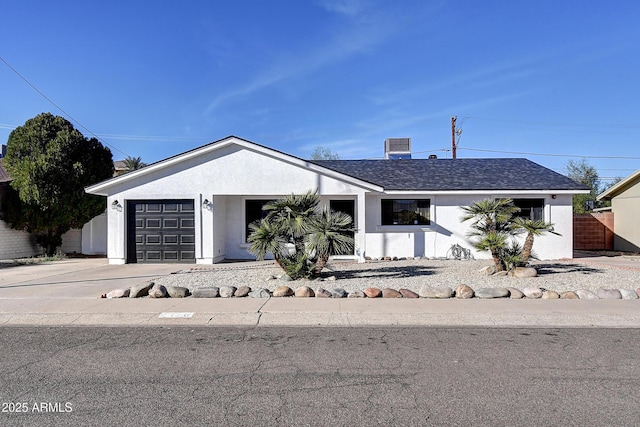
{"left": 451, "top": 116, "right": 457, "bottom": 159}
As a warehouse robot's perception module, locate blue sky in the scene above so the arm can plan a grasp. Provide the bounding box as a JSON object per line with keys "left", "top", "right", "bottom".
{"left": 2, "top": 0, "right": 639, "bottom": 184}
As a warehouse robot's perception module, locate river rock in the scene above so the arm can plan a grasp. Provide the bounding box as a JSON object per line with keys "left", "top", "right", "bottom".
{"left": 575, "top": 290, "right": 598, "bottom": 300}
{"left": 332, "top": 288, "right": 347, "bottom": 298}
{"left": 619, "top": 289, "right": 639, "bottom": 299}
{"left": 523, "top": 287, "right": 543, "bottom": 299}
{"left": 348, "top": 290, "right": 365, "bottom": 298}
{"left": 419, "top": 286, "right": 453, "bottom": 299}
{"left": 234, "top": 286, "right": 251, "bottom": 297}
{"left": 455, "top": 284, "right": 474, "bottom": 299}
{"left": 560, "top": 291, "right": 579, "bottom": 299}
{"left": 129, "top": 282, "right": 154, "bottom": 298}
{"left": 249, "top": 288, "right": 271, "bottom": 298}
{"left": 509, "top": 267, "right": 538, "bottom": 278}
{"left": 106, "top": 288, "right": 130, "bottom": 298}
{"left": 148, "top": 283, "right": 167, "bottom": 298}
{"left": 399, "top": 289, "right": 419, "bottom": 298}
{"left": 474, "top": 288, "right": 510, "bottom": 299}
{"left": 166, "top": 285, "right": 189, "bottom": 298}
{"left": 507, "top": 288, "right": 524, "bottom": 299}
{"left": 542, "top": 290, "right": 560, "bottom": 299}
{"left": 364, "top": 288, "right": 382, "bottom": 298}
{"left": 295, "top": 286, "right": 315, "bottom": 297}
{"left": 219, "top": 286, "right": 236, "bottom": 298}
{"left": 193, "top": 287, "right": 219, "bottom": 298}
{"left": 273, "top": 286, "right": 294, "bottom": 297}
{"left": 479, "top": 265, "right": 496, "bottom": 275}
{"left": 382, "top": 288, "right": 402, "bottom": 298}
{"left": 596, "top": 288, "right": 622, "bottom": 299}
{"left": 315, "top": 288, "right": 332, "bottom": 298}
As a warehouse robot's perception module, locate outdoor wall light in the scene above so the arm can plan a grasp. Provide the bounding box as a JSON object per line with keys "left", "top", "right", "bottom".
{"left": 111, "top": 200, "right": 122, "bottom": 211}
{"left": 202, "top": 199, "right": 213, "bottom": 211}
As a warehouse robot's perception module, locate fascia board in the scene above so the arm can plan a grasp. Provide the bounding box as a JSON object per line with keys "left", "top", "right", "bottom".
{"left": 597, "top": 169, "right": 640, "bottom": 200}
{"left": 382, "top": 189, "right": 591, "bottom": 195}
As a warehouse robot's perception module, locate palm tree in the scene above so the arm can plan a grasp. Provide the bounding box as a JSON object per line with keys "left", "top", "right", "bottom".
{"left": 123, "top": 156, "right": 145, "bottom": 172}
{"left": 461, "top": 198, "right": 520, "bottom": 272}
{"left": 247, "top": 218, "right": 289, "bottom": 269}
{"left": 262, "top": 191, "right": 320, "bottom": 254}
{"left": 513, "top": 218, "right": 560, "bottom": 263}
{"left": 247, "top": 190, "right": 355, "bottom": 279}
{"left": 307, "top": 208, "right": 355, "bottom": 275}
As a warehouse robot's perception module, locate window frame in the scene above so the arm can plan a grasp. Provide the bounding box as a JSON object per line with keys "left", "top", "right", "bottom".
{"left": 512, "top": 198, "right": 545, "bottom": 221}
{"left": 380, "top": 198, "right": 431, "bottom": 226}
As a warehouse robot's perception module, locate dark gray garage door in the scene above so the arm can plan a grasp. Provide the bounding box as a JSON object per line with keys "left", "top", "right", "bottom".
{"left": 127, "top": 200, "right": 195, "bottom": 263}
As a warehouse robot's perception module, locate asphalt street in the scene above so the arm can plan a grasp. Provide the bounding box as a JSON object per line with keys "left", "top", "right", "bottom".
{"left": 1, "top": 326, "right": 639, "bottom": 426}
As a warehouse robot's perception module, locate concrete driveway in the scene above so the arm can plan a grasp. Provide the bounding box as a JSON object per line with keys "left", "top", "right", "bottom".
{"left": 0, "top": 258, "right": 181, "bottom": 299}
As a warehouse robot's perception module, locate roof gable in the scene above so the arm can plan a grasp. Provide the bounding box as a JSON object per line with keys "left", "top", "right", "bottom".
{"left": 86, "top": 136, "right": 384, "bottom": 195}
{"left": 311, "top": 158, "right": 590, "bottom": 192}
{"left": 597, "top": 169, "right": 640, "bottom": 200}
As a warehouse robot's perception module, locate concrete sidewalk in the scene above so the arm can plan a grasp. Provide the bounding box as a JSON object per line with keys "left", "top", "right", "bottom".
{"left": 1, "top": 257, "right": 639, "bottom": 327}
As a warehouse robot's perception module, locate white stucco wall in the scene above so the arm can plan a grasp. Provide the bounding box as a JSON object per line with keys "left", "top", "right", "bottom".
{"left": 81, "top": 212, "right": 107, "bottom": 255}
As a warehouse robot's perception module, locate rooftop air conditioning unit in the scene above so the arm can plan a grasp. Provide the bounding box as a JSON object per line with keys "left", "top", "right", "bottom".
{"left": 384, "top": 138, "right": 411, "bottom": 159}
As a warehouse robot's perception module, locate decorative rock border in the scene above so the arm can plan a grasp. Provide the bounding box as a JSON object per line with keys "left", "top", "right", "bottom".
{"left": 102, "top": 282, "right": 640, "bottom": 300}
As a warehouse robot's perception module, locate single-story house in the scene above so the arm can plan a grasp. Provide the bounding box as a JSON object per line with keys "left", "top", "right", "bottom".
{"left": 85, "top": 136, "right": 589, "bottom": 265}
{"left": 597, "top": 169, "right": 640, "bottom": 252}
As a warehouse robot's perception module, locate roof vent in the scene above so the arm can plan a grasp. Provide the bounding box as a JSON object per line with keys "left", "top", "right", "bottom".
{"left": 384, "top": 138, "right": 411, "bottom": 159}
{"left": 428, "top": 154, "right": 437, "bottom": 159}
{"left": 0, "top": 144, "right": 6, "bottom": 158}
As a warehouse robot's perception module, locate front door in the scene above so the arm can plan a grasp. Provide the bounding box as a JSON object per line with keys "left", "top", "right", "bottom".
{"left": 329, "top": 200, "right": 355, "bottom": 255}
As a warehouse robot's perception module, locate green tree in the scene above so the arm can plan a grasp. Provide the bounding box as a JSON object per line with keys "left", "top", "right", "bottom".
{"left": 566, "top": 159, "right": 601, "bottom": 213}
{"left": 122, "top": 156, "right": 145, "bottom": 172}
{"left": 310, "top": 146, "right": 341, "bottom": 160}
{"left": 247, "top": 190, "right": 354, "bottom": 279}
{"left": 1, "top": 113, "right": 114, "bottom": 255}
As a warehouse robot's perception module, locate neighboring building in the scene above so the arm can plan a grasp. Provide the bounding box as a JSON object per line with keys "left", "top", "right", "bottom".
{"left": 85, "top": 136, "right": 589, "bottom": 265}
{"left": 597, "top": 170, "right": 640, "bottom": 252}
{"left": 0, "top": 157, "right": 41, "bottom": 258}
{"left": 113, "top": 160, "right": 128, "bottom": 176}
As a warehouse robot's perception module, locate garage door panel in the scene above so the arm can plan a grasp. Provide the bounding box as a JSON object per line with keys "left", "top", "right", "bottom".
{"left": 127, "top": 199, "right": 196, "bottom": 263}
{"left": 163, "top": 218, "right": 179, "bottom": 228}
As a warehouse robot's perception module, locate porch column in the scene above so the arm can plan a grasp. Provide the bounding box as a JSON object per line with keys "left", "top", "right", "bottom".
{"left": 356, "top": 192, "right": 367, "bottom": 262}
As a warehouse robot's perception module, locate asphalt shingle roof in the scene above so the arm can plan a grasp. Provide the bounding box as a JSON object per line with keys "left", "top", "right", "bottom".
{"left": 311, "top": 158, "right": 589, "bottom": 191}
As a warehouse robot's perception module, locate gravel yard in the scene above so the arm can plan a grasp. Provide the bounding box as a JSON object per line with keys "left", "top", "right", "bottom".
{"left": 152, "top": 257, "right": 640, "bottom": 295}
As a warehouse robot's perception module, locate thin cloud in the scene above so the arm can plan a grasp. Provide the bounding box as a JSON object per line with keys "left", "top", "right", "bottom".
{"left": 316, "top": 0, "right": 365, "bottom": 16}
{"left": 204, "top": 2, "right": 402, "bottom": 115}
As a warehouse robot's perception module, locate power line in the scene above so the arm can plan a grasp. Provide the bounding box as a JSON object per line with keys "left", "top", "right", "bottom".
{"left": 0, "top": 55, "right": 129, "bottom": 157}
{"left": 466, "top": 115, "right": 640, "bottom": 130}
{"left": 458, "top": 147, "right": 640, "bottom": 160}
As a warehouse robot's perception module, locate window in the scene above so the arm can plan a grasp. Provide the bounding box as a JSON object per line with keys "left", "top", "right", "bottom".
{"left": 245, "top": 199, "right": 273, "bottom": 241}
{"left": 512, "top": 198, "right": 544, "bottom": 221}
{"left": 381, "top": 199, "right": 430, "bottom": 225}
